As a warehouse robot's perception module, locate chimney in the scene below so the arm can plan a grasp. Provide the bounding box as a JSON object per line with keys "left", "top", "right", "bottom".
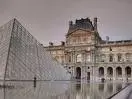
{"left": 106, "top": 36, "right": 109, "bottom": 43}
{"left": 61, "top": 41, "right": 65, "bottom": 46}
{"left": 49, "top": 42, "right": 53, "bottom": 46}
{"left": 69, "top": 21, "right": 73, "bottom": 28}
{"left": 40, "top": 44, "right": 43, "bottom": 46}
{"left": 94, "top": 17, "right": 98, "bottom": 32}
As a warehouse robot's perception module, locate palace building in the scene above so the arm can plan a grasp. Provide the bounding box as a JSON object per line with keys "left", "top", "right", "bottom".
{"left": 45, "top": 17, "right": 132, "bottom": 81}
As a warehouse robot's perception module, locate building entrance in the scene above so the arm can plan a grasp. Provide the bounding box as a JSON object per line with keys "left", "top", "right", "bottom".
{"left": 87, "top": 72, "right": 90, "bottom": 81}
{"left": 76, "top": 67, "right": 81, "bottom": 79}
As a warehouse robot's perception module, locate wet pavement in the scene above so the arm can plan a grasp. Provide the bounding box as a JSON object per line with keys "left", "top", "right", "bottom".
{"left": 0, "top": 81, "right": 130, "bottom": 99}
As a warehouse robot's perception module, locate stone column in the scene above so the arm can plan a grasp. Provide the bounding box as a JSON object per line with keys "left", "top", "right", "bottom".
{"left": 82, "top": 52, "right": 85, "bottom": 63}
{"left": 91, "top": 50, "right": 94, "bottom": 63}
{"left": 122, "top": 53, "right": 126, "bottom": 62}
{"left": 104, "top": 67, "right": 107, "bottom": 80}
{"left": 73, "top": 51, "right": 75, "bottom": 63}
{"left": 95, "top": 67, "right": 99, "bottom": 81}
{"left": 115, "top": 54, "right": 118, "bottom": 62}
{"left": 64, "top": 52, "right": 68, "bottom": 63}
{"left": 123, "top": 53, "right": 126, "bottom": 62}
{"left": 73, "top": 51, "right": 76, "bottom": 79}
{"left": 131, "top": 67, "right": 132, "bottom": 81}
{"left": 90, "top": 66, "right": 93, "bottom": 81}
{"left": 72, "top": 66, "right": 76, "bottom": 78}
{"left": 113, "top": 67, "right": 116, "bottom": 80}
{"left": 106, "top": 54, "right": 109, "bottom": 62}
{"left": 94, "top": 67, "right": 98, "bottom": 81}
{"left": 81, "top": 66, "right": 87, "bottom": 82}
{"left": 74, "top": 53, "right": 77, "bottom": 63}
{"left": 71, "top": 52, "right": 73, "bottom": 63}
{"left": 122, "top": 66, "right": 125, "bottom": 81}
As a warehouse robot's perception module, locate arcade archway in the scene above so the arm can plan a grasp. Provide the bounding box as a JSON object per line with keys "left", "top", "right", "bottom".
{"left": 116, "top": 67, "right": 122, "bottom": 77}
{"left": 99, "top": 67, "right": 104, "bottom": 77}
{"left": 76, "top": 67, "right": 81, "bottom": 79}
{"left": 125, "top": 66, "right": 131, "bottom": 78}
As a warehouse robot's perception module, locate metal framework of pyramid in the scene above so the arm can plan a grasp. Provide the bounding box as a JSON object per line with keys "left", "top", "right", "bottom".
{"left": 0, "top": 19, "right": 70, "bottom": 81}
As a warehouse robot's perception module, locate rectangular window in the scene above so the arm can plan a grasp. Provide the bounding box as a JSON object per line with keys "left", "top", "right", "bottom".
{"left": 109, "top": 55, "right": 113, "bottom": 62}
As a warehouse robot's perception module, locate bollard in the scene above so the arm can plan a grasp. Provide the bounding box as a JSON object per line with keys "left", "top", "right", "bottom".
{"left": 101, "top": 78, "right": 105, "bottom": 83}
{"left": 33, "top": 76, "right": 37, "bottom": 88}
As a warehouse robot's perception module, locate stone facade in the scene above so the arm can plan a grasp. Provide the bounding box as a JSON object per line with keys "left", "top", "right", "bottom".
{"left": 45, "top": 17, "right": 132, "bottom": 81}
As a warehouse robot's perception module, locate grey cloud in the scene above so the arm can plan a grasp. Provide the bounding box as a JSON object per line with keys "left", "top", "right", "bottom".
{"left": 0, "top": 0, "right": 132, "bottom": 45}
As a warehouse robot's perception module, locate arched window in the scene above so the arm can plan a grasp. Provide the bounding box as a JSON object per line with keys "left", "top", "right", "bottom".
{"left": 109, "top": 54, "right": 114, "bottom": 62}
{"left": 67, "top": 55, "right": 71, "bottom": 62}
{"left": 54, "top": 56, "right": 59, "bottom": 61}
{"left": 86, "top": 54, "right": 90, "bottom": 62}
{"left": 125, "top": 66, "right": 131, "bottom": 77}
{"left": 100, "top": 54, "right": 105, "bottom": 62}
{"left": 107, "top": 67, "right": 113, "bottom": 77}
{"left": 66, "top": 53, "right": 72, "bottom": 63}
{"left": 126, "top": 53, "right": 131, "bottom": 62}
{"left": 83, "top": 37, "right": 87, "bottom": 42}
{"left": 96, "top": 55, "right": 99, "bottom": 62}
{"left": 117, "top": 54, "right": 122, "bottom": 62}
{"left": 76, "top": 54, "right": 82, "bottom": 62}
{"left": 76, "top": 67, "right": 81, "bottom": 79}
{"left": 73, "top": 38, "right": 76, "bottom": 44}
{"left": 116, "top": 67, "right": 122, "bottom": 77}
{"left": 78, "top": 37, "right": 81, "bottom": 43}
{"left": 99, "top": 67, "right": 104, "bottom": 77}
{"left": 61, "top": 56, "right": 64, "bottom": 63}
{"left": 109, "top": 47, "right": 112, "bottom": 51}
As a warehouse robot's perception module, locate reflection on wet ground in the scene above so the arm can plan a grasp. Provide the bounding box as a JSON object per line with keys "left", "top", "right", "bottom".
{"left": 0, "top": 81, "right": 130, "bottom": 99}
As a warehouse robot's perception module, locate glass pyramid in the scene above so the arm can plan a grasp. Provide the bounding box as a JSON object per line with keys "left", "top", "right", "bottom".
{"left": 0, "top": 18, "right": 70, "bottom": 81}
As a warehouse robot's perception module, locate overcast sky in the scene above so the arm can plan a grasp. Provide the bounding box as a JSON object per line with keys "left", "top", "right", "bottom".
{"left": 0, "top": 0, "right": 132, "bottom": 45}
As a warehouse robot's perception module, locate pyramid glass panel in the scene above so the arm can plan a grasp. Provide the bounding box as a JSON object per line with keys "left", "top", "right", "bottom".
{"left": 0, "top": 20, "right": 14, "bottom": 80}
{"left": 0, "top": 19, "right": 70, "bottom": 81}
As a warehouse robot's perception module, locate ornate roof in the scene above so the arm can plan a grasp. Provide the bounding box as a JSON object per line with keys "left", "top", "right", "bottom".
{"left": 67, "top": 18, "right": 96, "bottom": 36}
